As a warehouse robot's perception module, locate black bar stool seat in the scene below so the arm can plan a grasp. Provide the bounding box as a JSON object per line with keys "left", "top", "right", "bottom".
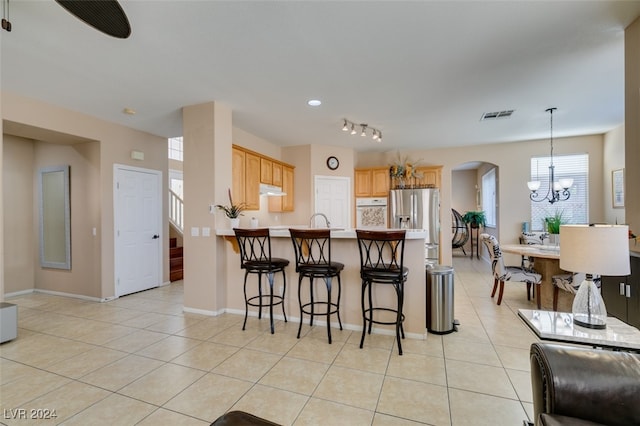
{"left": 356, "top": 229, "right": 408, "bottom": 355}
{"left": 233, "top": 228, "right": 289, "bottom": 334}
{"left": 289, "top": 228, "right": 344, "bottom": 343}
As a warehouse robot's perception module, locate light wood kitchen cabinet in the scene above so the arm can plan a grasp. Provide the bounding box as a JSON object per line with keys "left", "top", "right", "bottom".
{"left": 371, "top": 168, "right": 390, "bottom": 196}
{"left": 355, "top": 167, "right": 390, "bottom": 197}
{"left": 414, "top": 166, "right": 442, "bottom": 188}
{"left": 272, "top": 162, "right": 283, "bottom": 187}
{"left": 269, "top": 165, "right": 294, "bottom": 212}
{"left": 232, "top": 145, "right": 295, "bottom": 212}
{"left": 244, "top": 152, "right": 261, "bottom": 210}
{"left": 231, "top": 147, "right": 246, "bottom": 206}
{"left": 260, "top": 158, "right": 273, "bottom": 184}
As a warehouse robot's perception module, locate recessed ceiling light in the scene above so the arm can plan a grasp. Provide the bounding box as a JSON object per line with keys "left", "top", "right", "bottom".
{"left": 123, "top": 107, "right": 136, "bottom": 115}
{"left": 307, "top": 99, "right": 322, "bottom": 107}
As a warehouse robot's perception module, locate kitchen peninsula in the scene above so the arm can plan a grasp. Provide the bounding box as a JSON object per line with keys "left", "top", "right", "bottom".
{"left": 217, "top": 227, "right": 430, "bottom": 337}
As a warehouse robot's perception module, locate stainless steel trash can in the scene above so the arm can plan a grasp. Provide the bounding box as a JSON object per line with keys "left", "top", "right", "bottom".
{"left": 426, "top": 265, "right": 456, "bottom": 334}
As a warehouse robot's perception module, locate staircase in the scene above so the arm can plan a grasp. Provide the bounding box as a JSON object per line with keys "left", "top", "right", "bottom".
{"left": 170, "top": 237, "right": 184, "bottom": 281}
{"left": 169, "top": 188, "right": 184, "bottom": 282}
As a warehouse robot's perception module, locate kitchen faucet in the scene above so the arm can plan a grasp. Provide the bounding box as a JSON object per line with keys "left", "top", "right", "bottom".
{"left": 309, "top": 213, "right": 331, "bottom": 228}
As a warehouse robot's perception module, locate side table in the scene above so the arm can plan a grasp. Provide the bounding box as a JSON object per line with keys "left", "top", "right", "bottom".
{"left": 518, "top": 309, "right": 640, "bottom": 351}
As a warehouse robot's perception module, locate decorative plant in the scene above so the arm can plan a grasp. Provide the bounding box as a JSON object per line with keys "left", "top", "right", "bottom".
{"left": 215, "top": 189, "right": 247, "bottom": 219}
{"left": 544, "top": 209, "right": 566, "bottom": 234}
{"left": 389, "top": 151, "right": 424, "bottom": 180}
{"left": 462, "top": 211, "right": 486, "bottom": 228}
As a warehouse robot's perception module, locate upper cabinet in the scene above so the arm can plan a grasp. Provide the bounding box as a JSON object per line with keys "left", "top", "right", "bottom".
{"left": 272, "top": 162, "right": 283, "bottom": 187}
{"left": 231, "top": 147, "right": 247, "bottom": 206}
{"left": 414, "top": 166, "right": 442, "bottom": 189}
{"left": 245, "top": 152, "right": 261, "bottom": 210}
{"left": 355, "top": 167, "right": 390, "bottom": 198}
{"left": 269, "top": 164, "right": 294, "bottom": 212}
{"left": 260, "top": 158, "right": 273, "bottom": 184}
{"left": 232, "top": 145, "right": 295, "bottom": 211}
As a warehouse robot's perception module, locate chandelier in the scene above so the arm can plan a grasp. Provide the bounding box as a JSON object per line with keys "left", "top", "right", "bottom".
{"left": 527, "top": 108, "right": 573, "bottom": 204}
{"left": 341, "top": 119, "right": 382, "bottom": 142}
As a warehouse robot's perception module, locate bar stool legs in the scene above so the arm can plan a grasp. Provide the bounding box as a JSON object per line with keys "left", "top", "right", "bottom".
{"left": 296, "top": 274, "right": 343, "bottom": 344}
{"left": 360, "top": 278, "right": 405, "bottom": 355}
{"left": 242, "top": 270, "right": 287, "bottom": 334}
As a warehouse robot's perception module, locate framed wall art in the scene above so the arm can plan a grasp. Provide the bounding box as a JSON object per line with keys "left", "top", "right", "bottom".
{"left": 612, "top": 168, "right": 624, "bottom": 208}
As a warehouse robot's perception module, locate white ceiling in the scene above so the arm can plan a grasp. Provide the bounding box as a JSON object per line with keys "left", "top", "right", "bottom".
{"left": 2, "top": 1, "right": 640, "bottom": 152}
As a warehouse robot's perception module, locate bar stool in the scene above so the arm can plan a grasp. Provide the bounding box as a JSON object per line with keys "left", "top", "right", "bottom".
{"left": 356, "top": 229, "right": 408, "bottom": 355}
{"left": 233, "top": 228, "right": 289, "bottom": 334}
{"left": 289, "top": 229, "right": 344, "bottom": 343}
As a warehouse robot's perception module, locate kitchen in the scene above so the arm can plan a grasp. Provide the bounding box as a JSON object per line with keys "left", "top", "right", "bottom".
{"left": 215, "top": 144, "right": 443, "bottom": 337}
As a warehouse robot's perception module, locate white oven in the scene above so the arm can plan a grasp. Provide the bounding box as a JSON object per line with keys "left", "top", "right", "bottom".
{"left": 355, "top": 197, "right": 388, "bottom": 228}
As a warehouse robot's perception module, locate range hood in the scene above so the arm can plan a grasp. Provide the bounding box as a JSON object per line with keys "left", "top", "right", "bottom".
{"left": 259, "top": 183, "right": 286, "bottom": 196}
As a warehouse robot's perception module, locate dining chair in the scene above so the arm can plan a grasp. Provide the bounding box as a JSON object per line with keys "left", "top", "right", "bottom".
{"left": 481, "top": 233, "right": 542, "bottom": 308}
{"left": 551, "top": 272, "right": 600, "bottom": 311}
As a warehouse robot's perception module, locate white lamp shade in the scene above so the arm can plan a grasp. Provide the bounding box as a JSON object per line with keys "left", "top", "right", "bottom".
{"left": 553, "top": 181, "right": 562, "bottom": 191}
{"left": 560, "top": 225, "right": 630, "bottom": 276}
{"left": 559, "top": 178, "right": 573, "bottom": 189}
{"left": 527, "top": 181, "right": 541, "bottom": 191}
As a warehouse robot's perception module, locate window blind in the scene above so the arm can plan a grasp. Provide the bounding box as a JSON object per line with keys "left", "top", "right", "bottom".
{"left": 530, "top": 153, "right": 588, "bottom": 230}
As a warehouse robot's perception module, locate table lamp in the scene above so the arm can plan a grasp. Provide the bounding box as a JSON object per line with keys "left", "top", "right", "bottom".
{"left": 560, "top": 224, "right": 630, "bottom": 329}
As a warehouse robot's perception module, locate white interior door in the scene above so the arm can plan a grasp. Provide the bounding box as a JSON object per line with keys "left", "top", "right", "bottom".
{"left": 114, "top": 165, "right": 162, "bottom": 297}
{"left": 314, "top": 176, "right": 351, "bottom": 228}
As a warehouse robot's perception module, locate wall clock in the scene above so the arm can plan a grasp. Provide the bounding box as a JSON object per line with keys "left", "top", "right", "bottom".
{"left": 326, "top": 156, "right": 339, "bottom": 170}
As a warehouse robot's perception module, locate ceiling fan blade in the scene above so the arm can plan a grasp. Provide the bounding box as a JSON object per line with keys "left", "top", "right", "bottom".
{"left": 54, "top": 0, "right": 131, "bottom": 39}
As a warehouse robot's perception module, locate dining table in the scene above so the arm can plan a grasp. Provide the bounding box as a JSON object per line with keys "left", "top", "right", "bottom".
{"left": 500, "top": 244, "right": 573, "bottom": 311}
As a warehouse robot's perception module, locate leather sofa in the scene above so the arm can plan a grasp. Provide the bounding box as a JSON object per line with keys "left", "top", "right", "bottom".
{"left": 211, "top": 411, "right": 280, "bottom": 426}
{"left": 530, "top": 343, "right": 640, "bottom": 426}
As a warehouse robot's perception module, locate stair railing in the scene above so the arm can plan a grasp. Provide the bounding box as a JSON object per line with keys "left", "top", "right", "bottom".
{"left": 169, "top": 188, "right": 184, "bottom": 233}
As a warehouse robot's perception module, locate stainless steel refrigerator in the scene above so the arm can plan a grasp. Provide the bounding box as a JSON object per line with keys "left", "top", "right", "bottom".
{"left": 389, "top": 188, "right": 440, "bottom": 265}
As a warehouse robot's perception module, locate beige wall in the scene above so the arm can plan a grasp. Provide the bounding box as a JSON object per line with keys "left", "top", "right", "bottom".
{"left": 3, "top": 135, "right": 35, "bottom": 293}
{"left": 2, "top": 92, "right": 168, "bottom": 299}
{"left": 626, "top": 17, "right": 640, "bottom": 254}
{"left": 603, "top": 124, "right": 625, "bottom": 225}
{"left": 33, "top": 141, "right": 101, "bottom": 297}
{"left": 452, "top": 169, "right": 479, "bottom": 215}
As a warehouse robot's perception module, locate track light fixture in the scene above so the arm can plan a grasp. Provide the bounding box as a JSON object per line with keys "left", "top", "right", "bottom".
{"left": 341, "top": 119, "right": 382, "bottom": 143}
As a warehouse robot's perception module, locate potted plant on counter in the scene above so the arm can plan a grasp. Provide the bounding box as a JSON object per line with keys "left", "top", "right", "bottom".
{"left": 544, "top": 209, "right": 566, "bottom": 246}
{"left": 215, "top": 189, "right": 247, "bottom": 228}
{"left": 462, "top": 210, "right": 486, "bottom": 229}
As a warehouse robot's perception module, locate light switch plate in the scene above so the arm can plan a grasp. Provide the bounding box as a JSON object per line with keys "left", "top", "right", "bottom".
{"left": 191, "top": 227, "right": 199, "bottom": 237}
{"left": 202, "top": 227, "right": 210, "bottom": 237}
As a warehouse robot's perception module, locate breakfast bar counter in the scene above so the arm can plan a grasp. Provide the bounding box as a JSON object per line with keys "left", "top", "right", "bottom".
{"left": 217, "top": 228, "right": 430, "bottom": 338}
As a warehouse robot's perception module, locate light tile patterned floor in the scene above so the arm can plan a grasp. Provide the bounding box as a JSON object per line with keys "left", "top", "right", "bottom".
{"left": 0, "top": 256, "right": 541, "bottom": 425}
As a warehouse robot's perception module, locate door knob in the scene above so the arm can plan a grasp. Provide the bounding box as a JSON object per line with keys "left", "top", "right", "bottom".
{"left": 152, "top": 234, "right": 159, "bottom": 239}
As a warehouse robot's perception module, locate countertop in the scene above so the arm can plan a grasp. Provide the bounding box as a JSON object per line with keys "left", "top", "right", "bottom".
{"left": 216, "top": 226, "right": 428, "bottom": 240}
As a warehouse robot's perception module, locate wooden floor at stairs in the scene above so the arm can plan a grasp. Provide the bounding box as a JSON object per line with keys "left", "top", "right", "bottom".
{"left": 170, "top": 237, "right": 183, "bottom": 281}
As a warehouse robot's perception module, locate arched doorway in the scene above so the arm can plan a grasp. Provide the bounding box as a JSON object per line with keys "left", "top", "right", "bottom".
{"left": 451, "top": 161, "right": 499, "bottom": 259}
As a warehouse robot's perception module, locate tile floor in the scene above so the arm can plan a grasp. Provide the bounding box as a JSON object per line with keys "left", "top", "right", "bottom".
{"left": 1, "top": 256, "right": 542, "bottom": 426}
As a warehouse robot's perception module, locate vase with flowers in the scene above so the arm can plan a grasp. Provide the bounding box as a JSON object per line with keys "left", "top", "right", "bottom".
{"left": 389, "top": 151, "right": 424, "bottom": 189}
{"left": 215, "top": 189, "right": 247, "bottom": 228}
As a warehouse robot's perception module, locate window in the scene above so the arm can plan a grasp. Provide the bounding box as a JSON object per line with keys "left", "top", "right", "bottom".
{"left": 168, "top": 137, "right": 183, "bottom": 161}
{"left": 530, "top": 154, "right": 588, "bottom": 230}
{"left": 482, "top": 168, "right": 496, "bottom": 228}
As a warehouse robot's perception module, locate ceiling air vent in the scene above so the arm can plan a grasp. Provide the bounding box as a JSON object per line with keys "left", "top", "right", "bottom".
{"left": 480, "top": 110, "right": 515, "bottom": 121}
